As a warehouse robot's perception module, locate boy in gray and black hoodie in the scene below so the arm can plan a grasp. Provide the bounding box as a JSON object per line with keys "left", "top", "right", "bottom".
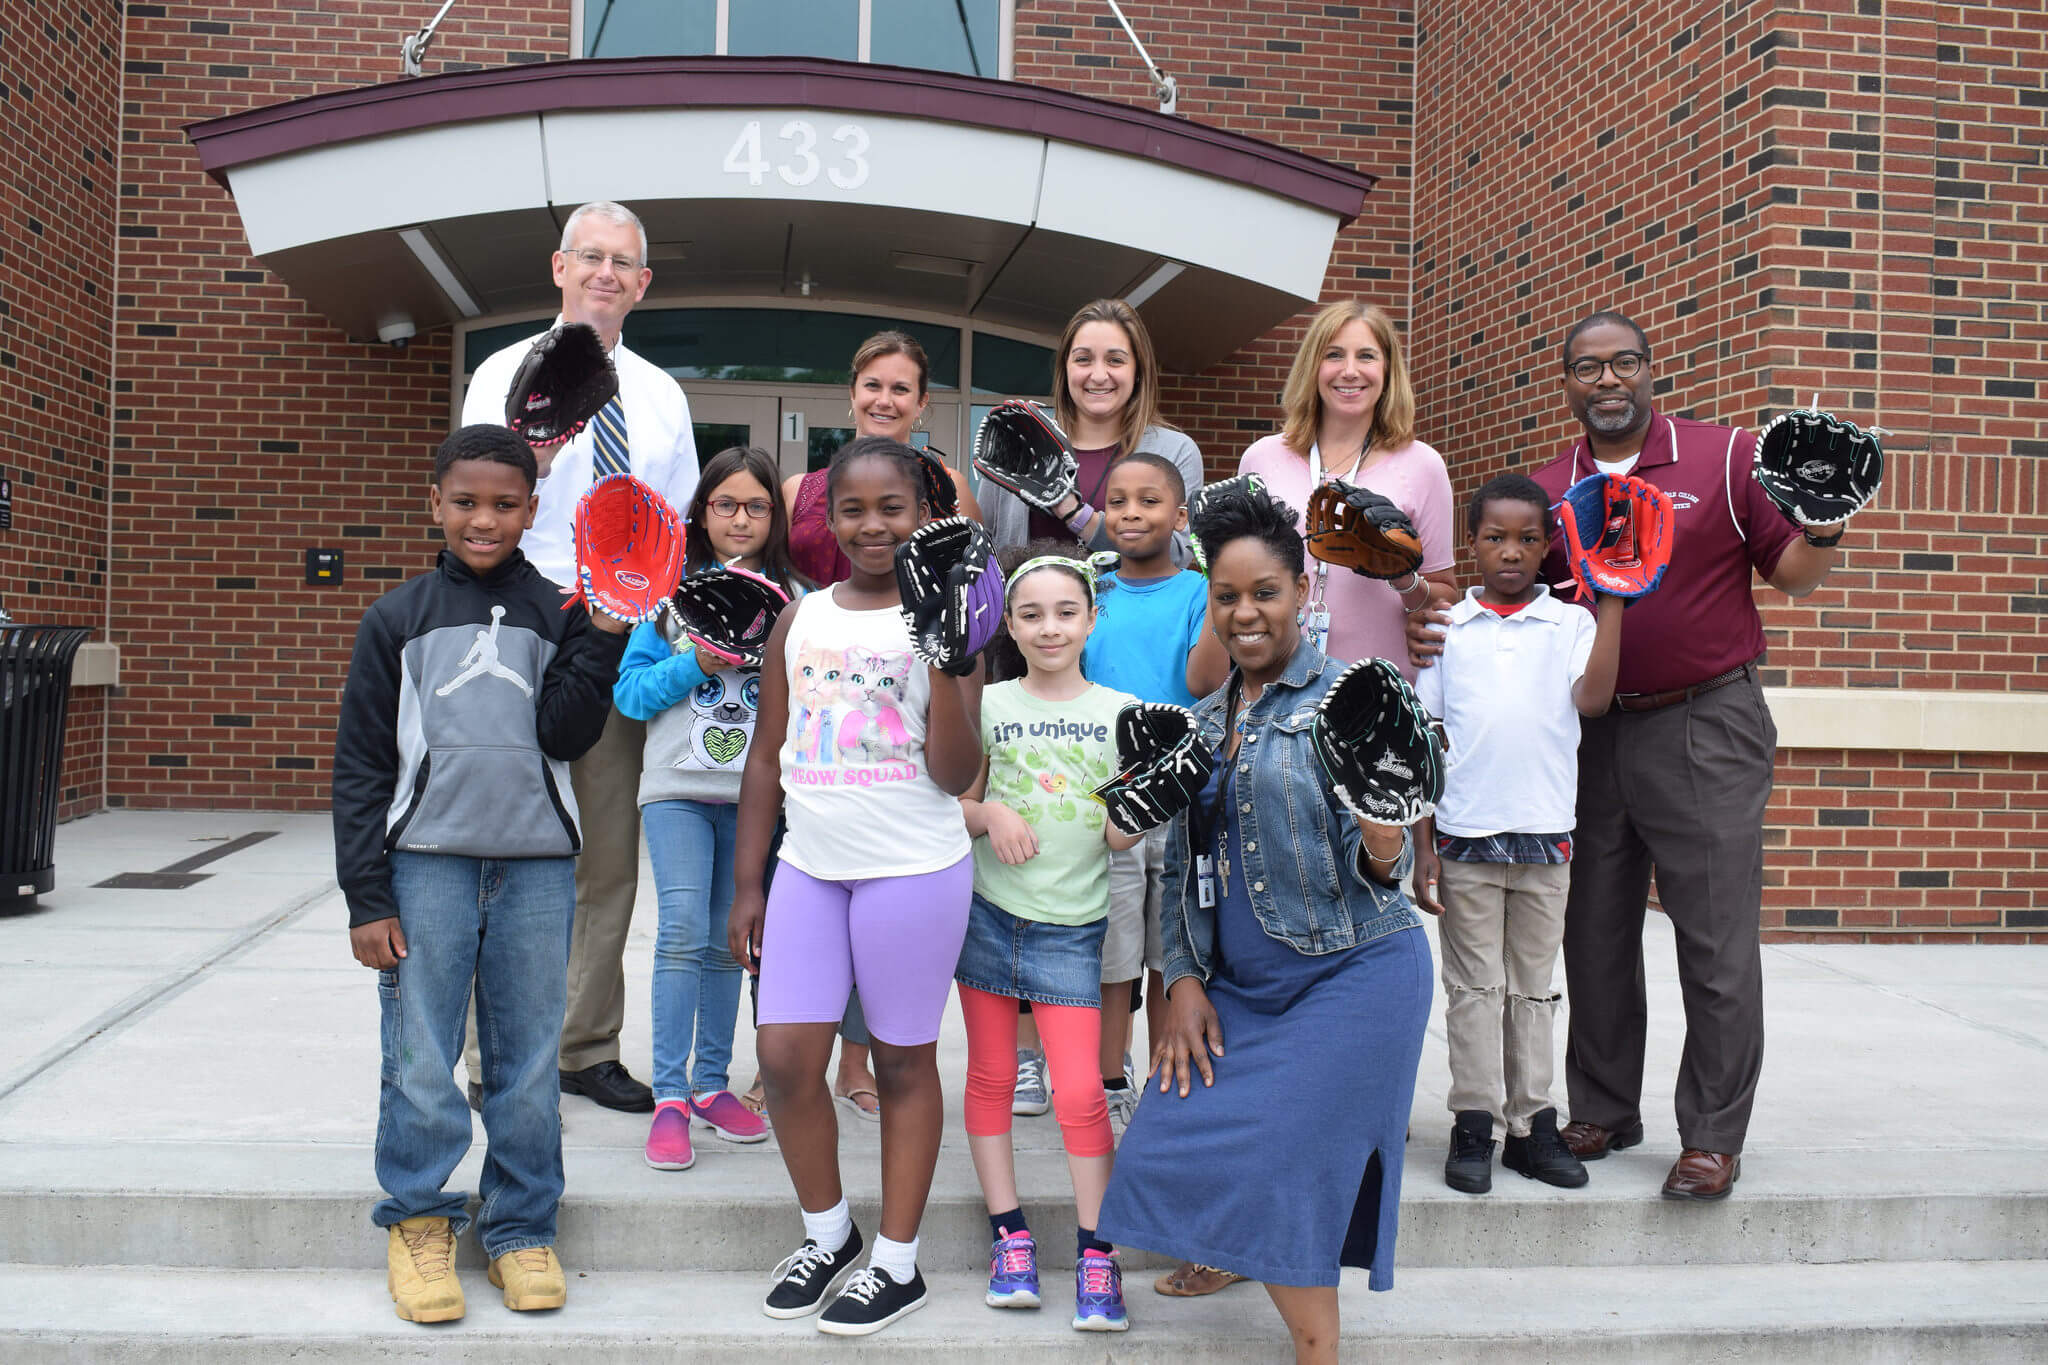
{"left": 333, "top": 424, "right": 629, "bottom": 1324}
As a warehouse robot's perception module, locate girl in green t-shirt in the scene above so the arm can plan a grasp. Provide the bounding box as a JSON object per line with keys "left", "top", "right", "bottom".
{"left": 957, "top": 547, "right": 1142, "bottom": 1332}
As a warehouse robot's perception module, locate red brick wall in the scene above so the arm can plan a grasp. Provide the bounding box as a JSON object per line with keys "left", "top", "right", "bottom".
{"left": 0, "top": 1, "right": 122, "bottom": 812}
{"left": 107, "top": 2, "right": 573, "bottom": 810}
{"left": 1014, "top": 1, "right": 1414, "bottom": 473}
{"left": 1411, "top": 0, "right": 2046, "bottom": 939}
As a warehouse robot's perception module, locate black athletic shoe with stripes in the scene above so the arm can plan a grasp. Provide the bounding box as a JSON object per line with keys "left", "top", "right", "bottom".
{"left": 762, "top": 1224, "right": 864, "bottom": 1319}
{"left": 817, "top": 1264, "right": 929, "bottom": 1336}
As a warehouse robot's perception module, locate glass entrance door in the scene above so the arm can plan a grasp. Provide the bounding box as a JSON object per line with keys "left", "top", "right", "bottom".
{"left": 682, "top": 384, "right": 966, "bottom": 484}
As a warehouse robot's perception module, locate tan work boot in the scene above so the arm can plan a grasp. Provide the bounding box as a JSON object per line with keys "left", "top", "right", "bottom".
{"left": 488, "top": 1245, "right": 568, "bottom": 1311}
{"left": 386, "top": 1216, "right": 465, "bottom": 1322}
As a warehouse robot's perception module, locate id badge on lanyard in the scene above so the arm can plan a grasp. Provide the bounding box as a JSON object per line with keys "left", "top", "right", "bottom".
{"left": 1305, "top": 441, "right": 1343, "bottom": 653}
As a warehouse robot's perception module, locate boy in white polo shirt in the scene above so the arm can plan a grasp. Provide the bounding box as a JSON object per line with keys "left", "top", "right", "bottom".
{"left": 1414, "top": 473, "right": 1625, "bottom": 1196}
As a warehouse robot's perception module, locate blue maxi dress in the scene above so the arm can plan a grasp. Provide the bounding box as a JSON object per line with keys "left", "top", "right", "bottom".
{"left": 1097, "top": 761, "right": 1433, "bottom": 1289}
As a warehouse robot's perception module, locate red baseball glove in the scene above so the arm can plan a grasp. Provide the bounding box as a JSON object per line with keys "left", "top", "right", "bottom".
{"left": 565, "top": 474, "right": 685, "bottom": 623}
{"left": 1555, "top": 472, "right": 1674, "bottom": 603}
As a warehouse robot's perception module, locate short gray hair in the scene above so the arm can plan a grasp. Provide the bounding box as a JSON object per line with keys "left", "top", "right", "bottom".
{"left": 559, "top": 201, "right": 648, "bottom": 267}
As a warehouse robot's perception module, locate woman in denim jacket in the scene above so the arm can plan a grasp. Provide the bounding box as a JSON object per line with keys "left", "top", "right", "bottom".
{"left": 1096, "top": 481, "right": 1433, "bottom": 1365}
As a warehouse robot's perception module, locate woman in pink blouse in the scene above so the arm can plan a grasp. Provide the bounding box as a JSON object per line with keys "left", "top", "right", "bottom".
{"left": 1238, "top": 301, "right": 1456, "bottom": 678}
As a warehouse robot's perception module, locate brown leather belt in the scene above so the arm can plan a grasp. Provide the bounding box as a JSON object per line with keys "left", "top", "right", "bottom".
{"left": 1611, "top": 663, "right": 1752, "bottom": 714}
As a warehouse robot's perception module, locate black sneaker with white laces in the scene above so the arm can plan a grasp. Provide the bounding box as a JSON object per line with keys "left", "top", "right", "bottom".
{"left": 762, "top": 1224, "right": 865, "bottom": 1319}
{"left": 817, "top": 1264, "right": 929, "bottom": 1336}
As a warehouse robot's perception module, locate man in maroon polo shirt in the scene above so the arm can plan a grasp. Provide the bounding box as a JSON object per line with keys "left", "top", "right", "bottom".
{"left": 1413, "top": 310, "right": 1847, "bottom": 1201}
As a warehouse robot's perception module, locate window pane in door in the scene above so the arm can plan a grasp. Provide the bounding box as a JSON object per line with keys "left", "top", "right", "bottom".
{"left": 807, "top": 424, "right": 858, "bottom": 473}
{"left": 583, "top": 0, "right": 716, "bottom": 57}
{"left": 728, "top": 0, "right": 859, "bottom": 59}
{"left": 871, "top": 0, "right": 1002, "bottom": 76}
{"left": 694, "top": 423, "right": 754, "bottom": 459}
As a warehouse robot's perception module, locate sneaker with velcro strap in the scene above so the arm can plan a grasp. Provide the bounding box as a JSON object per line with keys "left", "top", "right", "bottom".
{"left": 817, "top": 1264, "right": 929, "bottom": 1336}
{"left": 762, "top": 1224, "right": 865, "bottom": 1319}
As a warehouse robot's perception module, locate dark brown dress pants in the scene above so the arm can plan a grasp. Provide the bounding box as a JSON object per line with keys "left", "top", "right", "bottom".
{"left": 1563, "top": 667, "right": 1774, "bottom": 1155}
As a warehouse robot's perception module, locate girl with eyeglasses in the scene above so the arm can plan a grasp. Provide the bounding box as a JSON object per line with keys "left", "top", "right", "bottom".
{"left": 613, "top": 445, "right": 807, "bottom": 1171}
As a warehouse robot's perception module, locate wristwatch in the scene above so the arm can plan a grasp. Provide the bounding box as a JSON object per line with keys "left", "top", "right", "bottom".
{"left": 1801, "top": 524, "right": 1846, "bottom": 548}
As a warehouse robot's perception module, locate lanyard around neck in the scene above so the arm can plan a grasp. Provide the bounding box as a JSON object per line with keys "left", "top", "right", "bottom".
{"left": 1306, "top": 441, "right": 1363, "bottom": 606}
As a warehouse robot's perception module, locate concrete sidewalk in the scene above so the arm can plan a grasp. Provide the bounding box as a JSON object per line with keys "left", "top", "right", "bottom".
{"left": 2, "top": 811, "right": 2045, "bottom": 1360}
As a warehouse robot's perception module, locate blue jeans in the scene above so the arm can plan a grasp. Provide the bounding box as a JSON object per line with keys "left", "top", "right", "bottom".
{"left": 374, "top": 852, "right": 574, "bottom": 1257}
{"left": 644, "top": 799, "right": 746, "bottom": 1100}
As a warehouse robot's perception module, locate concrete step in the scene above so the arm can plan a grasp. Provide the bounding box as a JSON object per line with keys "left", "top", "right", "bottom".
{"left": 4, "top": 1140, "right": 2044, "bottom": 1274}
{"left": 3, "top": 1260, "right": 2045, "bottom": 1362}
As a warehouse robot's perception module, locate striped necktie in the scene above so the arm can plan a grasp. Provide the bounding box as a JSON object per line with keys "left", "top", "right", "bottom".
{"left": 591, "top": 394, "right": 630, "bottom": 477}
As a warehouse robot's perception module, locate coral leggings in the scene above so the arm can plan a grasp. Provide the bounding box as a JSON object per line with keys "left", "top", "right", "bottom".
{"left": 958, "top": 984, "right": 1114, "bottom": 1159}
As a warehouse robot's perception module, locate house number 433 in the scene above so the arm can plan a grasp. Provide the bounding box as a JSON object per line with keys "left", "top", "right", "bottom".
{"left": 722, "top": 119, "right": 871, "bottom": 190}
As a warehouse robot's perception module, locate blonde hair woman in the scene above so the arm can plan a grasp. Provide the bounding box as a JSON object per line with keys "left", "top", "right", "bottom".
{"left": 1238, "top": 301, "right": 1454, "bottom": 678}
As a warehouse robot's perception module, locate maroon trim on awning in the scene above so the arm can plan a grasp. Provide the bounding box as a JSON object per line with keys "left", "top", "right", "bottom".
{"left": 185, "top": 55, "right": 1376, "bottom": 220}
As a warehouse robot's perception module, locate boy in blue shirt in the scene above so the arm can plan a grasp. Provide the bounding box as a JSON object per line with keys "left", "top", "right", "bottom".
{"left": 1081, "top": 453, "right": 1228, "bottom": 1130}
{"left": 334, "top": 425, "right": 630, "bottom": 1323}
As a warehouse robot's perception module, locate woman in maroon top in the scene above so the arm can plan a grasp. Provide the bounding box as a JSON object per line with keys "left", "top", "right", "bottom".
{"left": 781, "top": 331, "right": 982, "bottom": 588}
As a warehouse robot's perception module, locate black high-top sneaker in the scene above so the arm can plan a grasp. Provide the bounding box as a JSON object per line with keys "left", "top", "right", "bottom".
{"left": 1503, "top": 1107, "right": 1590, "bottom": 1188}
{"left": 1444, "top": 1109, "right": 1496, "bottom": 1194}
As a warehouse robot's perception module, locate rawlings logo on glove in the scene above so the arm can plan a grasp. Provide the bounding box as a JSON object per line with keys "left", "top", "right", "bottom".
{"left": 665, "top": 565, "right": 791, "bottom": 670}
{"left": 1555, "top": 472, "right": 1675, "bottom": 604}
{"left": 1305, "top": 480, "right": 1425, "bottom": 581}
{"left": 564, "top": 474, "right": 685, "bottom": 623}
{"left": 972, "top": 401, "right": 1078, "bottom": 515}
{"left": 1311, "top": 658, "right": 1443, "bottom": 826}
{"left": 1753, "top": 403, "right": 1884, "bottom": 527}
{"left": 505, "top": 323, "right": 618, "bottom": 448}
{"left": 893, "top": 516, "right": 1005, "bottom": 676}
{"left": 1091, "top": 702, "right": 1216, "bottom": 837}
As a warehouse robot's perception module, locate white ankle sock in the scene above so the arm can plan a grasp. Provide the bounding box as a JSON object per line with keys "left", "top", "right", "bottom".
{"left": 869, "top": 1234, "right": 919, "bottom": 1285}
{"left": 801, "top": 1198, "right": 853, "bottom": 1254}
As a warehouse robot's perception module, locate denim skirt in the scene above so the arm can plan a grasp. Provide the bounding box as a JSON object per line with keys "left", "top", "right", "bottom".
{"left": 954, "top": 893, "right": 1107, "bottom": 1007}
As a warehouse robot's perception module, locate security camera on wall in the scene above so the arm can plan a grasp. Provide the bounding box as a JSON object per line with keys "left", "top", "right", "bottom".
{"left": 377, "top": 318, "right": 416, "bottom": 350}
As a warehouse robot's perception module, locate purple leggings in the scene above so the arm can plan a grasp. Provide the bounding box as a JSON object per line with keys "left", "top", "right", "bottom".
{"left": 754, "top": 856, "right": 973, "bottom": 1046}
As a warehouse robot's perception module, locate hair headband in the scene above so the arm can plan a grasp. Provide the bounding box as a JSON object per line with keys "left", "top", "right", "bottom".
{"left": 1006, "top": 554, "right": 1097, "bottom": 606}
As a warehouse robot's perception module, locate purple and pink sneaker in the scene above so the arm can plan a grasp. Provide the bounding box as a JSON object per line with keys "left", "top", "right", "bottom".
{"left": 984, "top": 1228, "right": 1040, "bottom": 1308}
{"left": 1072, "top": 1248, "right": 1128, "bottom": 1331}
{"left": 644, "top": 1101, "right": 695, "bottom": 1171}
{"left": 690, "top": 1090, "right": 769, "bottom": 1143}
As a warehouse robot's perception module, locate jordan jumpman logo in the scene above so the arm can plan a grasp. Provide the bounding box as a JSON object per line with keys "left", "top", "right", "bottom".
{"left": 436, "top": 605, "right": 533, "bottom": 698}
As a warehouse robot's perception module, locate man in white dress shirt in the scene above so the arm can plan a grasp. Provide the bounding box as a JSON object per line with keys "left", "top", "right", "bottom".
{"left": 461, "top": 200, "right": 699, "bottom": 1111}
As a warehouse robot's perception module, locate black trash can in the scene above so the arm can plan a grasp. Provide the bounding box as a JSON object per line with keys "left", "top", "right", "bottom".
{"left": 1, "top": 622, "right": 94, "bottom": 909}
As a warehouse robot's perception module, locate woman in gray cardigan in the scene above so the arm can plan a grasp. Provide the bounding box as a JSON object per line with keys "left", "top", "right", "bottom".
{"left": 978, "top": 299, "right": 1205, "bottom": 568}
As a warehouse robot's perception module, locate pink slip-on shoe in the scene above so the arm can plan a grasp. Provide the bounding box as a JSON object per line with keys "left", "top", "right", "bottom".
{"left": 691, "top": 1090, "right": 769, "bottom": 1143}
{"left": 645, "top": 1101, "right": 695, "bottom": 1170}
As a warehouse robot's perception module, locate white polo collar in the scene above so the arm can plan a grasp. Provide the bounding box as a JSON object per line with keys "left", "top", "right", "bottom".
{"left": 1449, "top": 582, "right": 1572, "bottom": 625}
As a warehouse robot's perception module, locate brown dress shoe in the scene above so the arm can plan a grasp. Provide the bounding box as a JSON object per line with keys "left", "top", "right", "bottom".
{"left": 1154, "top": 1262, "right": 1249, "bottom": 1296}
{"left": 1662, "top": 1148, "right": 1741, "bottom": 1201}
{"left": 1560, "top": 1118, "right": 1645, "bottom": 1160}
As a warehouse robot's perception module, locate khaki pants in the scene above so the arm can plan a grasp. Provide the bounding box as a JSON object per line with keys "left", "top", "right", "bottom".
{"left": 1439, "top": 858, "right": 1570, "bottom": 1136}
{"left": 467, "top": 705, "right": 645, "bottom": 1083}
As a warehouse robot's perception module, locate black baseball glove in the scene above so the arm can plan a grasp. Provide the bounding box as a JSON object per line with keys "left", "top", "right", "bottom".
{"left": 972, "top": 400, "right": 1078, "bottom": 514}
{"left": 665, "top": 566, "right": 791, "bottom": 669}
{"left": 894, "top": 516, "right": 1006, "bottom": 676}
{"left": 1752, "top": 405, "right": 1884, "bottom": 526}
{"left": 1311, "top": 658, "right": 1443, "bottom": 825}
{"left": 1092, "top": 703, "right": 1216, "bottom": 837}
{"left": 913, "top": 446, "right": 959, "bottom": 516}
{"left": 505, "top": 322, "right": 618, "bottom": 448}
